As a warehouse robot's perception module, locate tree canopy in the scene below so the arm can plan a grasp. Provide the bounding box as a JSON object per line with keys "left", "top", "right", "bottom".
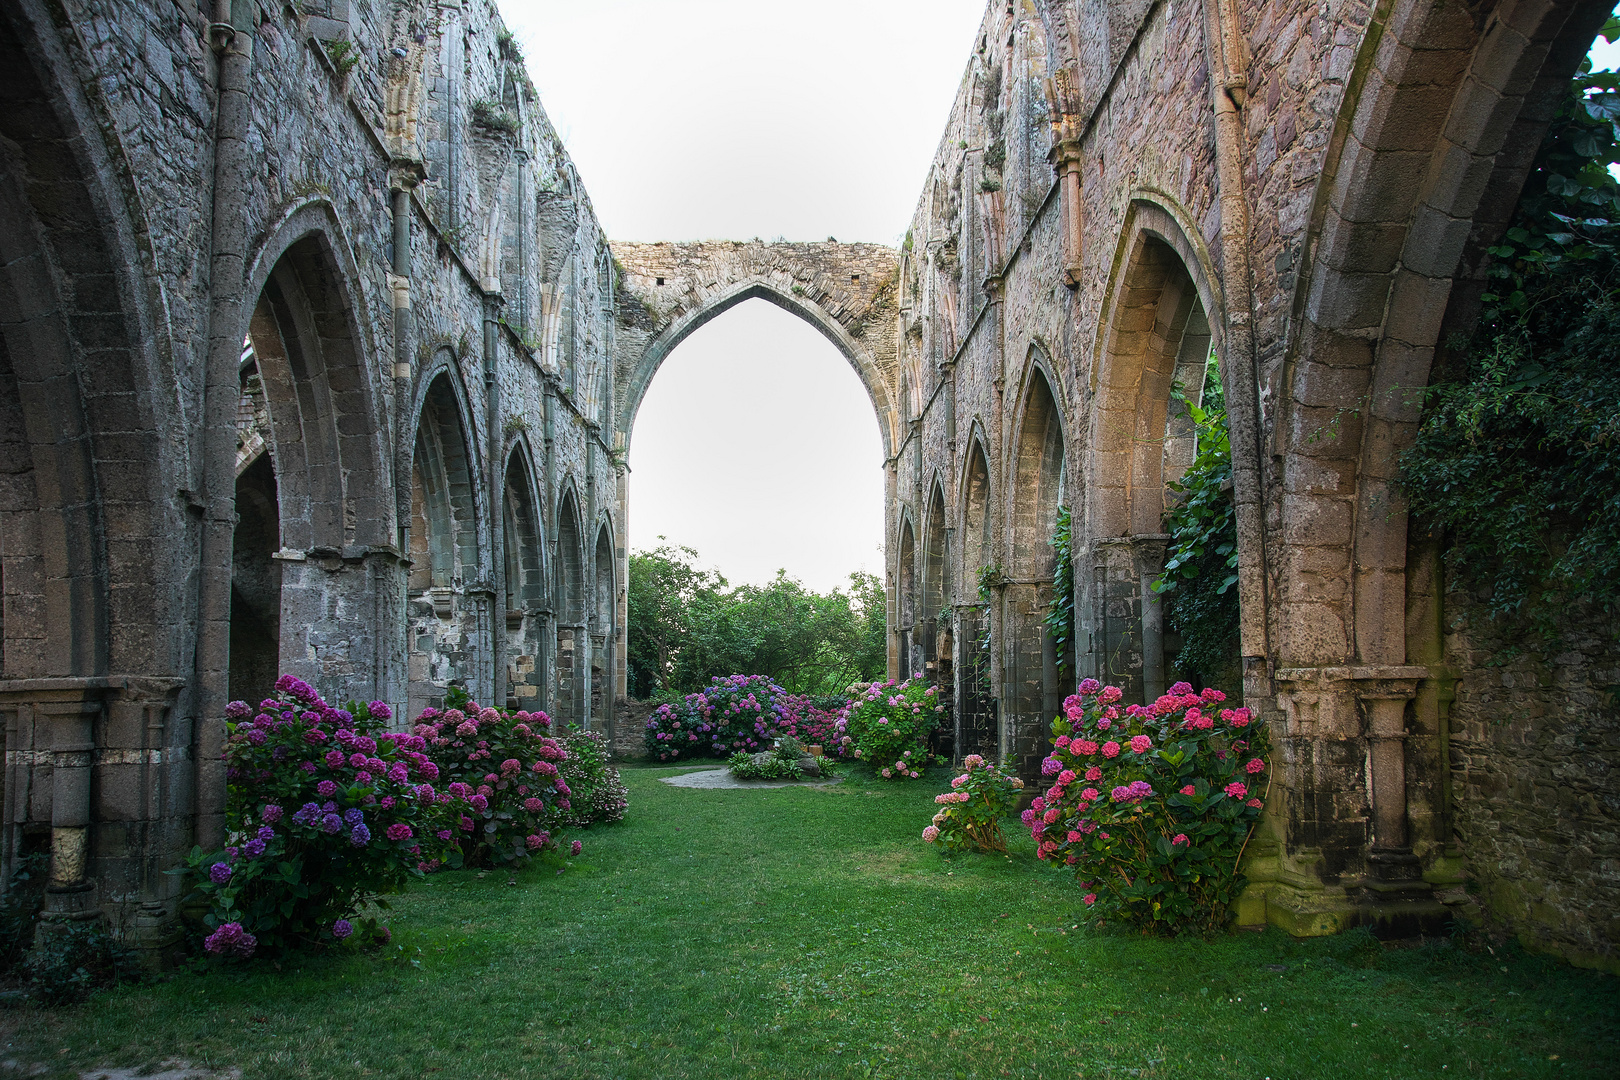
{"left": 627, "top": 543, "right": 886, "bottom": 699}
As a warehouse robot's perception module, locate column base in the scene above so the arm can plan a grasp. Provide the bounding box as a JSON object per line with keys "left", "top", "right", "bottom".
{"left": 36, "top": 882, "right": 102, "bottom": 942}
{"left": 1238, "top": 878, "right": 1452, "bottom": 939}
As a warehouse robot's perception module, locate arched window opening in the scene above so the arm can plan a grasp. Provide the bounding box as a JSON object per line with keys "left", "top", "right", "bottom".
{"left": 590, "top": 524, "right": 615, "bottom": 732}
{"left": 230, "top": 451, "right": 280, "bottom": 706}
{"left": 957, "top": 438, "right": 997, "bottom": 765}
{"left": 898, "top": 517, "right": 917, "bottom": 677}
{"left": 921, "top": 483, "right": 948, "bottom": 673}
{"left": 407, "top": 371, "right": 484, "bottom": 716}
{"left": 1088, "top": 231, "right": 1232, "bottom": 703}
{"left": 503, "top": 448, "right": 547, "bottom": 712}
{"left": 553, "top": 492, "right": 585, "bottom": 727}
{"left": 1007, "top": 365, "right": 1066, "bottom": 777}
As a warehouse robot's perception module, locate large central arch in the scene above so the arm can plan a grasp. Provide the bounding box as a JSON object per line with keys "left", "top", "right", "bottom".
{"left": 611, "top": 241, "right": 903, "bottom": 455}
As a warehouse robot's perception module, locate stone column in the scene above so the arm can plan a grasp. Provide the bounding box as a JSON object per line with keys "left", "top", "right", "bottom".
{"left": 1045, "top": 67, "right": 1084, "bottom": 289}
{"left": 1133, "top": 535, "right": 1169, "bottom": 704}
{"left": 1261, "top": 666, "right": 1446, "bottom": 936}
{"left": 0, "top": 676, "right": 183, "bottom": 951}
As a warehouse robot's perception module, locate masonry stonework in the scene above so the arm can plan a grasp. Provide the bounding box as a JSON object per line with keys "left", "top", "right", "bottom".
{"left": 1, "top": 0, "right": 1615, "bottom": 971}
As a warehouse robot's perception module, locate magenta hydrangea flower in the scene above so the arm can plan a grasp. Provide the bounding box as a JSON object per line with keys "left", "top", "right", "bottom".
{"left": 1101, "top": 741, "right": 1121, "bottom": 759}
{"left": 317, "top": 780, "right": 338, "bottom": 797}
{"left": 1181, "top": 784, "right": 1197, "bottom": 796}
{"left": 1078, "top": 678, "right": 1101, "bottom": 695}
{"left": 208, "top": 861, "right": 233, "bottom": 885}
{"left": 1084, "top": 766, "right": 1102, "bottom": 781}
{"left": 1130, "top": 735, "right": 1152, "bottom": 754}
{"left": 1225, "top": 781, "right": 1248, "bottom": 799}
{"left": 261, "top": 804, "right": 283, "bottom": 823}
{"left": 203, "top": 921, "right": 256, "bottom": 957}
{"left": 386, "top": 823, "right": 413, "bottom": 842}
{"left": 1172, "top": 833, "right": 1189, "bottom": 846}
{"left": 570, "top": 840, "right": 582, "bottom": 855}
{"left": 1246, "top": 757, "right": 1265, "bottom": 774}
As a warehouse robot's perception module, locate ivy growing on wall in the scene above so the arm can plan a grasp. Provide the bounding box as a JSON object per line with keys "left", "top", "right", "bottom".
{"left": 1154, "top": 356, "right": 1241, "bottom": 691}
{"left": 1399, "top": 28, "right": 1620, "bottom": 638}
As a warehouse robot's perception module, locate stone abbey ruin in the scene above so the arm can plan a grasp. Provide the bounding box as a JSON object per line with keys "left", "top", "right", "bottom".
{"left": 1, "top": 0, "right": 1616, "bottom": 971}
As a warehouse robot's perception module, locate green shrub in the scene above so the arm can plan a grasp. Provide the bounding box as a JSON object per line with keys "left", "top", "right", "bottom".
{"left": 727, "top": 752, "right": 804, "bottom": 782}
{"left": 842, "top": 676, "right": 944, "bottom": 779}
{"left": 22, "top": 923, "right": 141, "bottom": 1005}
{"left": 0, "top": 851, "right": 47, "bottom": 972}
{"left": 922, "top": 755, "right": 1023, "bottom": 853}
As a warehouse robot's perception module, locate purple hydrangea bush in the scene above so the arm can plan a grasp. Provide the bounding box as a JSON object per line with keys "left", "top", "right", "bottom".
{"left": 186, "top": 676, "right": 468, "bottom": 957}
{"left": 643, "top": 677, "right": 859, "bottom": 764}
{"left": 1024, "top": 679, "right": 1271, "bottom": 934}
{"left": 643, "top": 675, "right": 790, "bottom": 761}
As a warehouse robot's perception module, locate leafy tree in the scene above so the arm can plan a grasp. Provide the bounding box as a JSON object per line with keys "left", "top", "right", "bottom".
{"left": 625, "top": 542, "right": 725, "bottom": 698}
{"left": 627, "top": 548, "right": 887, "bottom": 698}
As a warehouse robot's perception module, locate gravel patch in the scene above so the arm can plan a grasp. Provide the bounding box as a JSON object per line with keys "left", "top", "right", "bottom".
{"left": 659, "top": 768, "right": 843, "bottom": 790}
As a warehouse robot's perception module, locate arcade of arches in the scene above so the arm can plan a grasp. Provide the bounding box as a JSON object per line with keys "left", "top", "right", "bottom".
{"left": 0, "top": 0, "right": 1615, "bottom": 971}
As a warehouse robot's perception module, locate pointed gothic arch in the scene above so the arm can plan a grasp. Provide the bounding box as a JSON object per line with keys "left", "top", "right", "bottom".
{"left": 553, "top": 483, "right": 586, "bottom": 727}
{"left": 503, "top": 441, "right": 548, "bottom": 712}
{"left": 1086, "top": 200, "right": 1228, "bottom": 704}
{"left": 1004, "top": 355, "right": 1067, "bottom": 777}
{"left": 406, "top": 364, "right": 487, "bottom": 717}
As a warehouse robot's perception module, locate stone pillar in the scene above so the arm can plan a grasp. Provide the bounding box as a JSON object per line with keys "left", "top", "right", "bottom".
{"left": 1254, "top": 666, "right": 1447, "bottom": 937}
{"left": 1045, "top": 67, "right": 1084, "bottom": 289}
{"left": 0, "top": 677, "right": 185, "bottom": 954}
{"left": 1134, "top": 535, "right": 1169, "bottom": 704}
{"left": 275, "top": 547, "right": 408, "bottom": 712}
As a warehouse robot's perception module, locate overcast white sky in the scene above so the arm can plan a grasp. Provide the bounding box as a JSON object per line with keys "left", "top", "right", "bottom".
{"left": 502, "top": 0, "right": 987, "bottom": 592}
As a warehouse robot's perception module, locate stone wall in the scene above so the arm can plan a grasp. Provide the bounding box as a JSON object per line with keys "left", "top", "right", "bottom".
{"left": 1446, "top": 593, "right": 1620, "bottom": 970}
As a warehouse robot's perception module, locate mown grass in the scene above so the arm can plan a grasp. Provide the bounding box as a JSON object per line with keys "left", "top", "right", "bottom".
{"left": 11, "top": 765, "right": 1617, "bottom": 1078}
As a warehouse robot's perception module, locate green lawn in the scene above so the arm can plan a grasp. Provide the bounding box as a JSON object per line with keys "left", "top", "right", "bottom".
{"left": 16, "top": 765, "right": 1618, "bottom": 1078}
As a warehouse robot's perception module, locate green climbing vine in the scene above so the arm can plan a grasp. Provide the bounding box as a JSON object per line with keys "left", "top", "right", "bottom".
{"left": 1399, "top": 27, "right": 1620, "bottom": 638}
{"left": 1044, "top": 506, "right": 1075, "bottom": 682}
{"left": 1153, "top": 355, "right": 1240, "bottom": 691}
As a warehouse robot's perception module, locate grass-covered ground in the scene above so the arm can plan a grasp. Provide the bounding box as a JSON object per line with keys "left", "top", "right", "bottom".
{"left": 14, "top": 765, "right": 1618, "bottom": 1078}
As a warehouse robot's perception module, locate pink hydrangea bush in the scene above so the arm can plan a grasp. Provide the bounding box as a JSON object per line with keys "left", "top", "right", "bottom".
{"left": 1024, "top": 678, "right": 1271, "bottom": 933}
{"left": 413, "top": 692, "right": 575, "bottom": 866}
{"left": 921, "top": 755, "right": 1024, "bottom": 853}
{"left": 186, "top": 677, "right": 467, "bottom": 957}
{"left": 841, "top": 675, "right": 945, "bottom": 780}
{"left": 779, "top": 695, "right": 853, "bottom": 760}
{"left": 554, "top": 729, "right": 629, "bottom": 827}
